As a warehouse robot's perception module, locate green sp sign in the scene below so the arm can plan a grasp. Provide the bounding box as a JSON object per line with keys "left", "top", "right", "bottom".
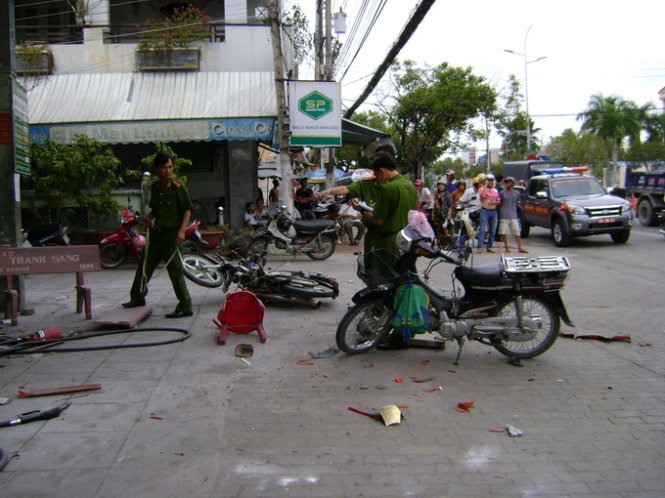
{"left": 298, "top": 91, "right": 333, "bottom": 120}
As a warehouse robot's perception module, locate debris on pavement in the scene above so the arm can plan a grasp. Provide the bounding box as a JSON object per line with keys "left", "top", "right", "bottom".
{"left": 422, "top": 385, "right": 443, "bottom": 393}
{"left": 296, "top": 359, "right": 313, "bottom": 365}
{"left": 489, "top": 427, "right": 505, "bottom": 433}
{"left": 394, "top": 377, "right": 404, "bottom": 383}
{"left": 411, "top": 377, "right": 433, "bottom": 383}
{"left": 505, "top": 424, "right": 523, "bottom": 437}
{"left": 19, "top": 384, "right": 101, "bottom": 398}
{"left": 0, "top": 398, "right": 10, "bottom": 406}
{"left": 508, "top": 357, "right": 523, "bottom": 367}
{"left": 456, "top": 401, "right": 474, "bottom": 412}
{"left": 377, "top": 404, "right": 403, "bottom": 426}
{"left": 308, "top": 347, "right": 338, "bottom": 359}
{"left": 559, "top": 333, "right": 631, "bottom": 343}
{"left": 234, "top": 344, "right": 254, "bottom": 358}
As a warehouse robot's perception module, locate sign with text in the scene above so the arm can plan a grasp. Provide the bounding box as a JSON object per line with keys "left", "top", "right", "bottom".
{"left": 0, "top": 246, "right": 101, "bottom": 276}
{"left": 289, "top": 81, "right": 341, "bottom": 147}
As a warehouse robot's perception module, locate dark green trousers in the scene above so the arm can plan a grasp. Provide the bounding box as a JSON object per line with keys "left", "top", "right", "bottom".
{"left": 129, "top": 228, "right": 192, "bottom": 313}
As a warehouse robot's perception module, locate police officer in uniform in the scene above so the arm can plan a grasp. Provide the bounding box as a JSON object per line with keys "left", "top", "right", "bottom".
{"left": 123, "top": 152, "right": 193, "bottom": 318}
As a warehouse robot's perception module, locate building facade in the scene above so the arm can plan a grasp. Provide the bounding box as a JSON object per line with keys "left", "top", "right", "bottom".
{"left": 14, "top": 0, "right": 295, "bottom": 229}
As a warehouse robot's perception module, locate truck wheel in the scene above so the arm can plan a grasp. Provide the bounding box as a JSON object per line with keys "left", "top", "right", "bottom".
{"left": 637, "top": 199, "right": 656, "bottom": 226}
{"left": 551, "top": 219, "right": 571, "bottom": 247}
{"left": 611, "top": 230, "right": 630, "bottom": 244}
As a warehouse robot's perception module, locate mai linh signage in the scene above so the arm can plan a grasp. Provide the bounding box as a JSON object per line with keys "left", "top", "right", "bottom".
{"left": 289, "top": 81, "right": 341, "bottom": 147}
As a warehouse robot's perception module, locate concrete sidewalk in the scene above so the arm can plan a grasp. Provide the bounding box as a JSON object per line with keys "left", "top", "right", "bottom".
{"left": 0, "top": 242, "right": 664, "bottom": 497}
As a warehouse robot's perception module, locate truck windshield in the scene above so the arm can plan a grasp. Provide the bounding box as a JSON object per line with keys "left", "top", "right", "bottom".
{"left": 551, "top": 178, "right": 606, "bottom": 198}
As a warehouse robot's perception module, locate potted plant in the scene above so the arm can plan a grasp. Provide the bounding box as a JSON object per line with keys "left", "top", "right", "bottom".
{"left": 136, "top": 5, "right": 211, "bottom": 71}
{"left": 200, "top": 224, "right": 231, "bottom": 250}
{"left": 15, "top": 44, "right": 53, "bottom": 75}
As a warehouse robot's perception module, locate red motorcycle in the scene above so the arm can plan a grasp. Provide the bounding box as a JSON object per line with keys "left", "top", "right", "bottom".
{"left": 99, "top": 209, "right": 210, "bottom": 269}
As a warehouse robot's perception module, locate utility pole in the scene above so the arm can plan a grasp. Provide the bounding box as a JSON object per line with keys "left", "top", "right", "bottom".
{"left": 268, "top": 0, "right": 294, "bottom": 215}
{"left": 0, "top": 0, "right": 21, "bottom": 248}
{"left": 317, "top": 0, "right": 336, "bottom": 190}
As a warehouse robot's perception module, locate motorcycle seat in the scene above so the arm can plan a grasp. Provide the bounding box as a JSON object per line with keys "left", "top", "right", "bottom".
{"left": 293, "top": 219, "right": 336, "bottom": 233}
{"left": 455, "top": 262, "right": 509, "bottom": 287}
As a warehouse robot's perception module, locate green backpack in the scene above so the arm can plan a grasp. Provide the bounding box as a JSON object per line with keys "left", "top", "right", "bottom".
{"left": 391, "top": 282, "right": 430, "bottom": 343}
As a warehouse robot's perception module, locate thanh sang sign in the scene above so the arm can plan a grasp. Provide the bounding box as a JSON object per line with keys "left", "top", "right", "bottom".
{"left": 289, "top": 81, "right": 341, "bottom": 147}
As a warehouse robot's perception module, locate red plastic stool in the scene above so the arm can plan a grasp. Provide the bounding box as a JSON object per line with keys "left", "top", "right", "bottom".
{"left": 213, "top": 291, "right": 268, "bottom": 345}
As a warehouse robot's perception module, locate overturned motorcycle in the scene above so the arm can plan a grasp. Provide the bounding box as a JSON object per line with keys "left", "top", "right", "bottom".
{"left": 182, "top": 251, "right": 339, "bottom": 308}
{"left": 336, "top": 217, "right": 573, "bottom": 364}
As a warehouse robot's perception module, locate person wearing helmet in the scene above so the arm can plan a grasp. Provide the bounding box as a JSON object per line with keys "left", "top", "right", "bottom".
{"left": 433, "top": 178, "right": 453, "bottom": 241}
{"left": 477, "top": 175, "right": 500, "bottom": 253}
{"left": 444, "top": 169, "right": 458, "bottom": 193}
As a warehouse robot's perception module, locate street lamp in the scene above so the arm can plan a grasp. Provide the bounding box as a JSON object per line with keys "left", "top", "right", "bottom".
{"left": 504, "top": 25, "right": 546, "bottom": 154}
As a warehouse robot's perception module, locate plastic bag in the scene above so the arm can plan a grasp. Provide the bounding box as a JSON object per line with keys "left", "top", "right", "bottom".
{"left": 407, "top": 210, "right": 435, "bottom": 240}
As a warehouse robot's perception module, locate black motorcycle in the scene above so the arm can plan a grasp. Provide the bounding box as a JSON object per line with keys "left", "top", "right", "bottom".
{"left": 246, "top": 205, "right": 337, "bottom": 260}
{"left": 336, "top": 226, "right": 573, "bottom": 364}
{"left": 21, "top": 224, "right": 70, "bottom": 247}
{"left": 182, "top": 251, "right": 339, "bottom": 308}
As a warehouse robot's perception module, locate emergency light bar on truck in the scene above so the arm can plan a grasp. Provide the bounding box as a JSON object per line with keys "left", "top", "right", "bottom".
{"left": 540, "top": 167, "right": 590, "bottom": 176}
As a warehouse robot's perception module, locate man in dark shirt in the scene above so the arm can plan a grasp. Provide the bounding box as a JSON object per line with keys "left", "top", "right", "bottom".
{"left": 295, "top": 178, "right": 316, "bottom": 219}
{"left": 123, "top": 152, "right": 194, "bottom": 318}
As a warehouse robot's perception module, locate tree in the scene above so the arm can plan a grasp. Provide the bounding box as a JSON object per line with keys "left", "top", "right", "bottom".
{"left": 546, "top": 129, "right": 606, "bottom": 166}
{"left": 28, "top": 135, "right": 123, "bottom": 228}
{"left": 496, "top": 75, "right": 540, "bottom": 159}
{"left": 388, "top": 61, "right": 497, "bottom": 179}
{"left": 577, "top": 94, "right": 642, "bottom": 167}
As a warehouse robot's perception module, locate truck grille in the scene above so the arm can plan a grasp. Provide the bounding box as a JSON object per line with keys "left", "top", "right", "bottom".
{"left": 586, "top": 205, "right": 622, "bottom": 217}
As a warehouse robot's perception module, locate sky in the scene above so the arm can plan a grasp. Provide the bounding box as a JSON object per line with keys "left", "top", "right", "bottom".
{"left": 295, "top": 0, "right": 665, "bottom": 151}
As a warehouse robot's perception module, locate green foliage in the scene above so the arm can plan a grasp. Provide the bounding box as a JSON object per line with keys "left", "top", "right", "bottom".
{"left": 577, "top": 94, "right": 643, "bottom": 165}
{"left": 495, "top": 75, "right": 540, "bottom": 158}
{"left": 137, "top": 5, "right": 211, "bottom": 49}
{"left": 131, "top": 142, "right": 191, "bottom": 184}
{"left": 546, "top": 129, "right": 607, "bottom": 166}
{"left": 388, "top": 61, "right": 497, "bottom": 179}
{"left": 280, "top": 4, "right": 312, "bottom": 65}
{"left": 29, "top": 135, "right": 123, "bottom": 227}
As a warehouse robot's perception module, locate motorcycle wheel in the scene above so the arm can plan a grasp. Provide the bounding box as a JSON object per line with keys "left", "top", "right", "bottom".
{"left": 100, "top": 243, "right": 128, "bottom": 269}
{"left": 281, "top": 277, "right": 337, "bottom": 298}
{"left": 336, "top": 297, "right": 392, "bottom": 354}
{"left": 182, "top": 254, "right": 224, "bottom": 288}
{"left": 246, "top": 236, "right": 271, "bottom": 257}
{"left": 307, "top": 234, "right": 336, "bottom": 260}
{"left": 490, "top": 295, "right": 560, "bottom": 359}
{"left": 182, "top": 239, "right": 201, "bottom": 255}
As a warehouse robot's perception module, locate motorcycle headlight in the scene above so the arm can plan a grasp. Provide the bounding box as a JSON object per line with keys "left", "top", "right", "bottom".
{"left": 396, "top": 229, "right": 412, "bottom": 253}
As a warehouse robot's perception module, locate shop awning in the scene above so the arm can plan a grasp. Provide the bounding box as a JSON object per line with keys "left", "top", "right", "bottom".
{"left": 20, "top": 72, "right": 389, "bottom": 147}
{"left": 341, "top": 118, "right": 390, "bottom": 145}
{"left": 21, "top": 71, "right": 277, "bottom": 144}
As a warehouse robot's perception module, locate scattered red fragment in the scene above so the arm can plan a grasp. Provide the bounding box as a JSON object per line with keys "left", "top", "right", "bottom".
{"left": 394, "top": 377, "right": 404, "bottom": 383}
{"left": 448, "top": 369, "right": 456, "bottom": 373}
{"left": 456, "top": 401, "right": 475, "bottom": 412}
{"left": 421, "top": 360, "right": 431, "bottom": 364}
{"left": 235, "top": 448, "right": 245, "bottom": 452}
{"left": 297, "top": 359, "right": 313, "bottom": 365}
{"left": 489, "top": 427, "right": 505, "bottom": 433}
{"left": 149, "top": 416, "right": 163, "bottom": 420}
{"left": 559, "top": 333, "right": 631, "bottom": 343}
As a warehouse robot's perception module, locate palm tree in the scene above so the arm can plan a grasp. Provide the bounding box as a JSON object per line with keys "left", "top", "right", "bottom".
{"left": 577, "top": 94, "right": 642, "bottom": 167}
{"left": 547, "top": 128, "right": 606, "bottom": 166}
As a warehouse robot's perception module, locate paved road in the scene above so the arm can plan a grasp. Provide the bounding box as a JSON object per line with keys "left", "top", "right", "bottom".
{"left": 0, "top": 228, "right": 663, "bottom": 497}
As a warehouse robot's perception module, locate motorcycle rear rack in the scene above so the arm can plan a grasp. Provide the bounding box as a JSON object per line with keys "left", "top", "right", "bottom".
{"left": 501, "top": 255, "right": 571, "bottom": 274}
{"left": 501, "top": 255, "right": 571, "bottom": 291}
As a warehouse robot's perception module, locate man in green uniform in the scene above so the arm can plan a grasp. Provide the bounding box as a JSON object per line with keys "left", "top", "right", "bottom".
{"left": 354, "top": 151, "right": 418, "bottom": 259}
{"left": 123, "top": 152, "right": 194, "bottom": 318}
{"left": 354, "top": 152, "right": 418, "bottom": 350}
